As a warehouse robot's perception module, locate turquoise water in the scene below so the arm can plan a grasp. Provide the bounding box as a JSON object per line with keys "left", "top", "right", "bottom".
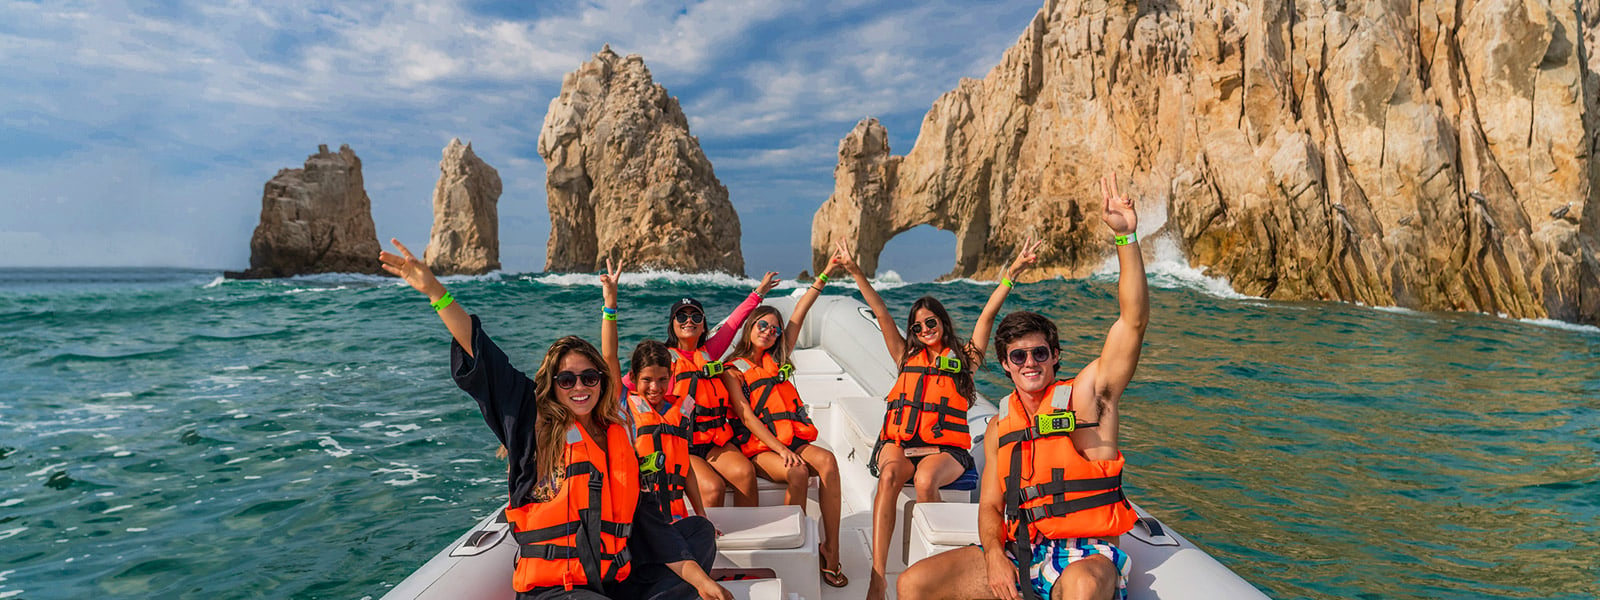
{"left": 1, "top": 267, "right": 1596, "bottom": 599}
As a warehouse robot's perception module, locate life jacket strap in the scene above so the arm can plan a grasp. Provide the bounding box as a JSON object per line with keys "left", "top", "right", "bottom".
{"left": 512, "top": 520, "right": 633, "bottom": 545}
{"left": 637, "top": 423, "right": 690, "bottom": 440}
{"left": 1017, "top": 489, "right": 1127, "bottom": 522}
{"left": 997, "top": 420, "right": 1099, "bottom": 447}
{"left": 1018, "top": 475, "right": 1123, "bottom": 503}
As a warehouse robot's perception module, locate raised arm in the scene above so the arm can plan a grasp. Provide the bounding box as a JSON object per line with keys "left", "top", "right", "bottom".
{"left": 379, "top": 238, "right": 473, "bottom": 357}
{"left": 782, "top": 261, "right": 842, "bottom": 355}
{"left": 834, "top": 239, "right": 906, "bottom": 363}
{"left": 599, "top": 259, "right": 622, "bottom": 393}
{"left": 967, "top": 238, "right": 1042, "bottom": 364}
{"left": 978, "top": 419, "right": 1021, "bottom": 600}
{"left": 1092, "top": 174, "right": 1147, "bottom": 398}
{"left": 704, "top": 272, "right": 778, "bottom": 357}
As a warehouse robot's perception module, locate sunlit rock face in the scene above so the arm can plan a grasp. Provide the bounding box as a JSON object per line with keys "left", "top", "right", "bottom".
{"left": 815, "top": 0, "right": 1599, "bottom": 324}
{"left": 234, "top": 144, "right": 382, "bottom": 279}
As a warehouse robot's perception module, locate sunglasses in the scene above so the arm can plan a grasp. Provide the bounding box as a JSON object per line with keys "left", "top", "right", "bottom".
{"left": 555, "top": 369, "right": 603, "bottom": 390}
{"left": 673, "top": 311, "right": 705, "bottom": 325}
{"left": 1007, "top": 345, "right": 1054, "bottom": 366}
{"left": 755, "top": 320, "right": 783, "bottom": 335}
{"left": 907, "top": 317, "right": 941, "bottom": 335}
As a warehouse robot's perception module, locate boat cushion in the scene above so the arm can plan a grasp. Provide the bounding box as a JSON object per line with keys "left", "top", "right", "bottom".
{"left": 789, "top": 348, "right": 844, "bottom": 375}
{"left": 702, "top": 506, "right": 808, "bottom": 550}
{"left": 912, "top": 502, "right": 980, "bottom": 547}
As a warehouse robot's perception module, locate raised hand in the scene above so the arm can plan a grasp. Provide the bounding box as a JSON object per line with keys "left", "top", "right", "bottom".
{"left": 755, "top": 271, "right": 781, "bottom": 296}
{"left": 599, "top": 258, "right": 621, "bottom": 305}
{"left": 831, "top": 238, "right": 861, "bottom": 275}
{"left": 1100, "top": 173, "right": 1138, "bottom": 236}
{"left": 378, "top": 239, "right": 443, "bottom": 298}
{"left": 1004, "top": 236, "right": 1043, "bottom": 281}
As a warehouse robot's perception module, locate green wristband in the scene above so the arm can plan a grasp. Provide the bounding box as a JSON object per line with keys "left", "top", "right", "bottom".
{"left": 817, "top": 273, "right": 830, "bottom": 283}
{"left": 430, "top": 292, "right": 455, "bottom": 311}
{"left": 1115, "top": 232, "right": 1139, "bottom": 246}
{"left": 1001, "top": 278, "right": 1015, "bottom": 289}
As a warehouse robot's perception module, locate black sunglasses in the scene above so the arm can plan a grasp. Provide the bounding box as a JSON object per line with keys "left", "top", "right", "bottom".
{"left": 1007, "top": 346, "right": 1054, "bottom": 366}
{"left": 907, "top": 317, "right": 941, "bottom": 335}
{"left": 755, "top": 320, "right": 783, "bottom": 335}
{"left": 674, "top": 311, "right": 705, "bottom": 325}
{"left": 555, "top": 369, "right": 603, "bottom": 390}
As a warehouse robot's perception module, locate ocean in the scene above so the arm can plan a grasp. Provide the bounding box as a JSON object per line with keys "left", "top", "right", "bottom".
{"left": 0, "top": 265, "right": 1596, "bottom": 599}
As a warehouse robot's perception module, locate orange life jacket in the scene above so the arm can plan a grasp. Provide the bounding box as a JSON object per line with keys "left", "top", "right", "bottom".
{"left": 627, "top": 393, "right": 693, "bottom": 521}
{"left": 731, "top": 353, "right": 817, "bottom": 456}
{"left": 995, "top": 379, "right": 1136, "bottom": 595}
{"left": 505, "top": 422, "right": 639, "bottom": 592}
{"left": 880, "top": 347, "right": 972, "bottom": 448}
{"left": 670, "top": 347, "right": 735, "bottom": 447}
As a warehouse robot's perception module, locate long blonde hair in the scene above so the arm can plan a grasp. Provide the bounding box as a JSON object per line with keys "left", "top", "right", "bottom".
{"left": 529, "top": 336, "right": 623, "bottom": 497}
{"left": 729, "top": 306, "right": 790, "bottom": 368}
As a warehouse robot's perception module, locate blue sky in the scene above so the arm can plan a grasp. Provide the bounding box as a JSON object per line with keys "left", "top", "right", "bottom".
{"left": 0, "top": 0, "right": 1044, "bottom": 280}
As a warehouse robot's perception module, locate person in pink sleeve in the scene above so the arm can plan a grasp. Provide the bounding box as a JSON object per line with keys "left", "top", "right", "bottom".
{"left": 663, "top": 273, "right": 781, "bottom": 507}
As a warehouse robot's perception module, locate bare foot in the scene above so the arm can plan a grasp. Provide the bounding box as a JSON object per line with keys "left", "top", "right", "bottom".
{"left": 865, "top": 571, "right": 887, "bottom": 600}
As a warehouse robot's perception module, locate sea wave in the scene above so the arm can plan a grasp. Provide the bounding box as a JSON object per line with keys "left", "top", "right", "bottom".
{"left": 1518, "top": 317, "right": 1600, "bottom": 335}
{"left": 1094, "top": 235, "right": 1252, "bottom": 300}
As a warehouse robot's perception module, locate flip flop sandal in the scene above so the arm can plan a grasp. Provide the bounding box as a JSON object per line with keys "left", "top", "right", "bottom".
{"left": 820, "top": 563, "right": 849, "bottom": 588}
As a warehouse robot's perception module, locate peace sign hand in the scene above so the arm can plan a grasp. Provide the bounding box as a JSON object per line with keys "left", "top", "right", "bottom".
{"left": 831, "top": 238, "right": 861, "bottom": 275}
{"left": 599, "top": 258, "right": 622, "bottom": 305}
{"left": 1005, "top": 236, "right": 1043, "bottom": 281}
{"left": 1100, "top": 173, "right": 1138, "bottom": 236}
{"left": 379, "top": 239, "right": 444, "bottom": 298}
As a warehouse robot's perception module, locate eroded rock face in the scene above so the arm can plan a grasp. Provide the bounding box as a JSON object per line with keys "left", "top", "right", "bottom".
{"left": 540, "top": 46, "right": 744, "bottom": 275}
{"left": 814, "top": 0, "right": 1600, "bottom": 324}
{"left": 232, "top": 144, "right": 382, "bottom": 279}
{"left": 425, "top": 139, "right": 502, "bottom": 275}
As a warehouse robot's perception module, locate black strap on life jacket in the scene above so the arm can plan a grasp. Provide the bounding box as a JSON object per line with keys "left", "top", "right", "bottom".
{"left": 884, "top": 357, "right": 969, "bottom": 439}
{"left": 749, "top": 375, "right": 814, "bottom": 430}
{"left": 642, "top": 467, "right": 689, "bottom": 517}
{"left": 509, "top": 461, "right": 633, "bottom": 589}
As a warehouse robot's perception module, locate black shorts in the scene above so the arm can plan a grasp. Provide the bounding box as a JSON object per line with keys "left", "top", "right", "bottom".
{"left": 868, "top": 438, "right": 975, "bottom": 478}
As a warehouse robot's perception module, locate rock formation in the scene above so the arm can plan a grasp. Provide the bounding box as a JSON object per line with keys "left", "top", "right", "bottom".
{"left": 424, "top": 139, "right": 502, "bottom": 275}
{"left": 813, "top": 0, "right": 1600, "bottom": 325}
{"left": 230, "top": 144, "right": 382, "bottom": 279}
{"left": 539, "top": 46, "right": 744, "bottom": 275}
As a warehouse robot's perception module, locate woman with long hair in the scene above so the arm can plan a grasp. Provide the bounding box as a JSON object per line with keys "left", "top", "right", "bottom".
{"left": 665, "top": 273, "right": 781, "bottom": 508}
{"left": 834, "top": 237, "right": 1042, "bottom": 600}
{"left": 380, "top": 241, "right": 731, "bottom": 600}
{"left": 724, "top": 258, "right": 847, "bottom": 587}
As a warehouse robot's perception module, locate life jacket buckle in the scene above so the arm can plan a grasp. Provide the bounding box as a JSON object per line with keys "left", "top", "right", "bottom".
{"left": 1035, "top": 410, "right": 1076, "bottom": 435}
{"left": 701, "top": 360, "right": 725, "bottom": 377}
{"left": 777, "top": 363, "right": 794, "bottom": 382}
{"left": 935, "top": 355, "right": 962, "bottom": 373}
{"left": 639, "top": 451, "right": 665, "bottom": 474}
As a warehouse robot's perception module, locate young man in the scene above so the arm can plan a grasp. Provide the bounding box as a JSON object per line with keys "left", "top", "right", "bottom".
{"left": 896, "top": 173, "right": 1148, "bottom": 600}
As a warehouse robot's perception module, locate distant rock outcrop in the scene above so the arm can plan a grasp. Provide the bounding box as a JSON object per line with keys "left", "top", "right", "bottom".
{"left": 814, "top": 0, "right": 1599, "bottom": 325}
{"left": 539, "top": 46, "right": 744, "bottom": 275}
{"left": 229, "top": 144, "right": 382, "bottom": 279}
{"left": 424, "top": 139, "right": 502, "bottom": 275}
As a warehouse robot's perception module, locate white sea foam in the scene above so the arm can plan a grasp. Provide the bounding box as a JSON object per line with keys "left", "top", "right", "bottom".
{"left": 102, "top": 504, "right": 133, "bottom": 514}
{"left": 317, "top": 437, "right": 352, "bottom": 458}
{"left": 202, "top": 276, "right": 226, "bottom": 288}
{"left": 0, "top": 528, "right": 26, "bottom": 541}
{"left": 870, "top": 270, "right": 911, "bottom": 290}
{"left": 0, "top": 499, "right": 21, "bottom": 508}
{"left": 374, "top": 464, "right": 435, "bottom": 486}
{"left": 1094, "top": 235, "right": 1251, "bottom": 300}
{"left": 0, "top": 590, "right": 21, "bottom": 599}
{"left": 27, "top": 463, "right": 68, "bottom": 477}
{"left": 97, "top": 392, "right": 133, "bottom": 399}
{"left": 1520, "top": 318, "right": 1600, "bottom": 335}
{"left": 530, "top": 269, "right": 759, "bottom": 289}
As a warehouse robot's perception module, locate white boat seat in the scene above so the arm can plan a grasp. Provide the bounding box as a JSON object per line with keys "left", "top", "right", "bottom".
{"left": 706, "top": 505, "right": 820, "bottom": 600}
{"left": 906, "top": 502, "right": 980, "bottom": 564}
{"left": 716, "top": 578, "right": 783, "bottom": 600}
{"left": 789, "top": 348, "right": 844, "bottom": 374}
{"left": 705, "top": 506, "right": 808, "bottom": 550}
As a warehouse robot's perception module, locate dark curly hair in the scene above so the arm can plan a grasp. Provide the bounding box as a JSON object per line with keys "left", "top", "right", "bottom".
{"left": 993, "top": 311, "right": 1060, "bottom": 376}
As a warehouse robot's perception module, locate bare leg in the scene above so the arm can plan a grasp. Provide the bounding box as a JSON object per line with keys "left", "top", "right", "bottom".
{"left": 689, "top": 454, "right": 726, "bottom": 508}
{"left": 706, "top": 443, "right": 759, "bottom": 507}
{"left": 799, "top": 444, "right": 842, "bottom": 569}
{"left": 896, "top": 546, "right": 995, "bottom": 600}
{"left": 869, "top": 443, "right": 914, "bottom": 600}
{"left": 750, "top": 450, "right": 809, "bottom": 506}
{"left": 1051, "top": 554, "right": 1118, "bottom": 600}
{"left": 911, "top": 451, "right": 965, "bottom": 503}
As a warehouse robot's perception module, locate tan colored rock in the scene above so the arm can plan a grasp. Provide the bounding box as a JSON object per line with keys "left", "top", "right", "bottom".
{"left": 230, "top": 144, "right": 382, "bottom": 279}
{"left": 540, "top": 46, "right": 744, "bottom": 275}
{"left": 814, "top": 0, "right": 1599, "bottom": 325}
{"left": 424, "top": 139, "right": 502, "bottom": 275}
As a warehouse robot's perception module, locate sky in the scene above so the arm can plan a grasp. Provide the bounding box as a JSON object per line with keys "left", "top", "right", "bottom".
{"left": 0, "top": 0, "right": 1046, "bottom": 281}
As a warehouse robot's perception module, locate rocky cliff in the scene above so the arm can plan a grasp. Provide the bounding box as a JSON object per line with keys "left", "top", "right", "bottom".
{"left": 813, "top": 0, "right": 1600, "bottom": 324}
{"left": 230, "top": 144, "right": 382, "bottom": 279}
{"left": 424, "top": 139, "right": 502, "bottom": 275}
{"left": 540, "top": 46, "right": 744, "bottom": 275}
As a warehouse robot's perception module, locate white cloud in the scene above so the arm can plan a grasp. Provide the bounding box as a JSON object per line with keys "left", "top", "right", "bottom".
{"left": 0, "top": 0, "right": 1046, "bottom": 273}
